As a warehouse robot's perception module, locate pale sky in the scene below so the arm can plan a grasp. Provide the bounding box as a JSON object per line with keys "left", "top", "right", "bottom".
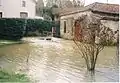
{"left": 85, "top": 0, "right": 120, "bottom": 5}
{"left": 43, "top": 0, "right": 120, "bottom": 6}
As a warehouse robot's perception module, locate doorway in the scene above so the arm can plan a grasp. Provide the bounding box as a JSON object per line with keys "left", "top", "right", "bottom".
{"left": 74, "top": 20, "right": 82, "bottom": 41}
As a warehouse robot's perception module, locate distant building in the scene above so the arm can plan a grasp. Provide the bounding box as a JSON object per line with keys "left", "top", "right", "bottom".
{"left": 59, "top": 2, "right": 119, "bottom": 40}
{"left": 0, "top": 0, "right": 36, "bottom": 18}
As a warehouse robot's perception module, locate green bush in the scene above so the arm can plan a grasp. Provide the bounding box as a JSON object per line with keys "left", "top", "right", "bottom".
{"left": 0, "top": 70, "right": 29, "bottom": 82}
{"left": 26, "top": 19, "right": 53, "bottom": 32}
{"left": 0, "top": 18, "right": 25, "bottom": 40}
{"left": 23, "top": 19, "right": 54, "bottom": 36}
{"left": 0, "top": 18, "right": 55, "bottom": 40}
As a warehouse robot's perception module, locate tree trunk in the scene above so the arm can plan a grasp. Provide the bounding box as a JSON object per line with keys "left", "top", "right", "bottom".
{"left": 85, "top": 57, "right": 95, "bottom": 71}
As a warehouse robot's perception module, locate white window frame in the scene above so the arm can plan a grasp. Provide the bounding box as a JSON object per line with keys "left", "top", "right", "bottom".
{"left": 20, "top": 12, "right": 28, "bottom": 18}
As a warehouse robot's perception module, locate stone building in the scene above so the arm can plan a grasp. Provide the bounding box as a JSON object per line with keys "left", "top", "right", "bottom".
{"left": 59, "top": 2, "right": 119, "bottom": 41}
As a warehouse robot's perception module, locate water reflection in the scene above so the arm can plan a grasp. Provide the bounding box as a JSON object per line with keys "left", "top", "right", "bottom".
{"left": 0, "top": 38, "right": 119, "bottom": 82}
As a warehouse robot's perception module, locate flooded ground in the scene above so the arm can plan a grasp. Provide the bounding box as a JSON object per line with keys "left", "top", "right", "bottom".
{"left": 0, "top": 37, "right": 119, "bottom": 83}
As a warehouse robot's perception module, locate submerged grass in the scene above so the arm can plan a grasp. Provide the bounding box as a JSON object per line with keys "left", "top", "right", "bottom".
{"left": 0, "top": 70, "right": 30, "bottom": 82}
{"left": 0, "top": 39, "right": 30, "bottom": 82}
{"left": 0, "top": 40, "right": 25, "bottom": 47}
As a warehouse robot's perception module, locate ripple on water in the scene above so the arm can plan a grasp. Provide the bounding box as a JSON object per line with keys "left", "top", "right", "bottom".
{"left": 0, "top": 37, "right": 119, "bottom": 82}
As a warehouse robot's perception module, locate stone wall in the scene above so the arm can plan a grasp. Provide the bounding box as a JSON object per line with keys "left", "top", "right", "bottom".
{"left": 101, "top": 20, "right": 119, "bottom": 32}
{"left": 60, "top": 11, "right": 119, "bottom": 44}
{"left": 60, "top": 11, "right": 91, "bottom": 39}
{"left": 60, "top": 17, "right": 74, "bottom": 39}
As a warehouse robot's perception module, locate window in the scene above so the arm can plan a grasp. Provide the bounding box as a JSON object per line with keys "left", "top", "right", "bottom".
{"left": 64, "top": 21, "right": 66, "bottom": 33}
{"left": 20, "top": 12, "right": 28, "bottom": 18}
{"left": 0, "top": 12, "right": 2, "bottom": 18}
{"left": 22, "top": 1, "right": 26, "bottom": 7}
{"left": 71, "top": 18, "right": 74, "bottom": 35}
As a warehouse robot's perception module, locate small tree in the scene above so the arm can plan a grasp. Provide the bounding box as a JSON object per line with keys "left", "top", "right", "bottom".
{"left": 73, "top": 16, "right": 107, "bottom": 71}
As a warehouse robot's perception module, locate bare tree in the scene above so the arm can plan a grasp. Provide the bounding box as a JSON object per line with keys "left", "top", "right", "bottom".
{"left": 36, "top": 0, "right": 44, "bottom": 16}
{"left": 63, "top": 0, "right": 73, "bottom": 8}
{"left": 73, "top": 16, "right": 106, "bottom": 71}
{"left": 46, "top": 0, "right": 82, "bottom": 8}
{"left": 46, "top": 0, "right": 61, "bottom": 7}
{"left": 72, "top": 0, "right": 85, "bottom": 7}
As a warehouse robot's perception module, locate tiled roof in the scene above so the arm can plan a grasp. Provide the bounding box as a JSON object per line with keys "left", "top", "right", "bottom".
{"left": 53, "top": 7, "right": 87, "bottom": 16}
{"left": 59, "top": 2, "right": 119, "bottom": 16}
{"left": 87, "top": 2, "right": 119, "bottom": 14}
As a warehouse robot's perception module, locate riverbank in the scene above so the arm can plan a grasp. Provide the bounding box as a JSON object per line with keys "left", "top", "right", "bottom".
{"left": 0, "top": 40, "right": 27, "bottom": 47}
{"left": 0, "top": 40, "right": 30, "bottom": 82}
{"left": 0, "top": 69, "right": 29, "bottom": 82}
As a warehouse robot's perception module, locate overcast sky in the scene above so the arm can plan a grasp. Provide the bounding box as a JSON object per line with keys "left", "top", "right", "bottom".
{"left": 85, "top": 0, "right": 120, "bottom": 5}
{"left": 43, "top": 0, "right": 119, "bottom": 6}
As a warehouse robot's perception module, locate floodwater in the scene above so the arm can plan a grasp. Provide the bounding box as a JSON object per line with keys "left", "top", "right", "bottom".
{"left": 0, "top": 37, "right": 119, "bottom": 83}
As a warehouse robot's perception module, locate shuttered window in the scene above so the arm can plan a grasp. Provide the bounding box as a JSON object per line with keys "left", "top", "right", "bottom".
{"left": 22, "top": 0, "right": 26, "bottom": 7}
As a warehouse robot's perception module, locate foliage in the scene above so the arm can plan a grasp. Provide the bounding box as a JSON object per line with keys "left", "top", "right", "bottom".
{"left": 36, "top": 0, "right": 85, "bottom": 21}
{"left": 0, "top": 18, "right": 25, "bottom": 40}
{"left": 42, "top": 7, "right": 54, "bottom": 21}
{"left": 0, "top": 18, "right": 55, "bottom": 39}
{"left": 45, "top": 0, "right": 84, "bottom": 8}
{"left": 0, "top": 70, "right": 29, "bottom": 82}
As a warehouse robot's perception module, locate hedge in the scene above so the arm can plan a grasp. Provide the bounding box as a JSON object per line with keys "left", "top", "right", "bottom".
{"left": 25, "top": 19, "right": 55, "bottom": 35}
{"left": 0, "top": 18, "right": 56, "bottom": 40}
{"left": 0, "top": 18, "right": 25, "bottom": 40}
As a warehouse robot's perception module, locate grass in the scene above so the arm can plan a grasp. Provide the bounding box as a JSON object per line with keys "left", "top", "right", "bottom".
{"left": 0, "top": 70, "right": 30, "bottom": 82}
{"left": 0, "top": 40, "right": 30, "bottom": 82}
{"left": 0, "top": 40, "right": 25, "bottom": 47}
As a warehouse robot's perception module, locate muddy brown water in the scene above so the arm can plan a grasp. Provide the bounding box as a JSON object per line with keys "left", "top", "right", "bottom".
{"left": 0, "top": 37, "right": 119, "bottom": 83}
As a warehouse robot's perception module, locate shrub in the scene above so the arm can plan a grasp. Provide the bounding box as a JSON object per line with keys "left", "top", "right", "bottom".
{"left": 0, "top": 70, "right": 29, "bottom": 82}
{"left": 0, "top": 18, "right": 56, "bottom": 40}
{"left": 24, "top": 19, "right": 55, "bottom": 36}
{"left": 0, "top": 18, "right": 25, "bottom": 40}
